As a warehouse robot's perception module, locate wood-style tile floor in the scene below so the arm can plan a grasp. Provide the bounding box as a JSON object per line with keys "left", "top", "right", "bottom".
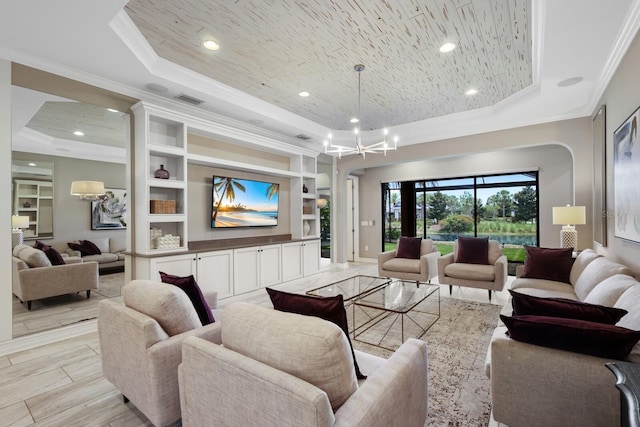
{"left": 1, "top": 260, "right": 511, "bottom": 426}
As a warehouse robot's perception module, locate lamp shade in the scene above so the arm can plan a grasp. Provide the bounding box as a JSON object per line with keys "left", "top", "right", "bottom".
{"left": 70, "top": 181, "right": 105, "bottom": 201}
{"left": 11, "top": 215, "right": 29, "bottom": 229}
{"left": 552, "top": 206, "right": 586, "bottom": 225}
{"left": 316, "top": 198, "right": 328, "bottom": 209}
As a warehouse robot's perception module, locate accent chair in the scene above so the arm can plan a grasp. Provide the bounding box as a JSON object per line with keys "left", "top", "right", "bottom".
{"left": 378, "top": 238, "right": 440, "bottom": 283}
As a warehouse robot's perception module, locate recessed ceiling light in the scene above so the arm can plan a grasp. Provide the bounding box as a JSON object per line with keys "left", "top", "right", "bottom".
{"left": 465, "top": 88, "right": 479, "bottom": 96}
{"left": 299, "top": 91, "right": 310, "bottom": 97}
{"left": 107, "top": 108, "right": 119, "bottom": 113}
{"left": 203, "top": 40, "right": 219, "bottom": 51}
{"left": 439, "top": 42, "right": 456, "bottom": 53}
{"left": 557, "top": 76, "right": 583, "bottom": 87}
{"left": 350, "top": 118, "right": 359, "bottom": 123}
{"left": 28, "top": 162, "right": 36, "bottom": 166}
{"left": 73, "top": 130, "right": 85, "bottom": 136}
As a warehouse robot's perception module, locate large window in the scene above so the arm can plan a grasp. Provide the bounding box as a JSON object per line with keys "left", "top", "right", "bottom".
{"left": 382, "top": 172, "right": 538, "bottom": 261}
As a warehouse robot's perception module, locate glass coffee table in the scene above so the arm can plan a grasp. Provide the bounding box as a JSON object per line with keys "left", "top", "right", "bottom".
{"left": 306, "top": 275, "right": 391, "bottom": 304}
{"left": 352, "top": 280, "right": 440, "bottom": 350}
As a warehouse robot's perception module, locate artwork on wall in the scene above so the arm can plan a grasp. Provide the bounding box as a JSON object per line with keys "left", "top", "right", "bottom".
{"left": 613, "top": 106, "right": 640, "bottom": 243}
{"left": 91, "top": 188, "right": 127, "bottom": 230}
{"left": 593, "top": 105, "right": 607, "bottom": 246}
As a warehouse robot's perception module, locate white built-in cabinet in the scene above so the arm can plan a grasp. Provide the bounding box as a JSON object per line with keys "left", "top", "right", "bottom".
{"left": 233, "top": 245, "right": 282, "bottom": 294}
{"left": 13, "top": 179, "right": 53, "bottom": 238}
{"left": 281, "top": 240, "right": 320, "bottom": 282}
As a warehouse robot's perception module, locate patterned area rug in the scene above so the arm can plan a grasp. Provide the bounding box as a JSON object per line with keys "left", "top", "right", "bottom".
{"left": 351, "top": 297, "right": 502, "bottom": 427}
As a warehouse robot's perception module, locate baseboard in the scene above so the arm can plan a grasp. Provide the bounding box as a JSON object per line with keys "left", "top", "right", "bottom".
{"left": 0, "top": 319, "right": 97, "bottom": 357}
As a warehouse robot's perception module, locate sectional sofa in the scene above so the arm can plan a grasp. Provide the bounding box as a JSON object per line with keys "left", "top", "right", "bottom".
{"left": 487, "top": 249, "right": 640, "bottom": 427}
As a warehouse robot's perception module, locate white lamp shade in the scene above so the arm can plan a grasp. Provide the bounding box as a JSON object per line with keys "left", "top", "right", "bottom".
{"left": 11, "top": 215, "right": 29, "bottom": 229}
{"left": 316, "top": 173, "right": 331, "bottom": 190}
{"left": 316, "top": 198, "right": 328, "bottom": 209}
{"left": 70, "top": 181, "right": 105, "bottom": 199}
{"left": 552, "top": 206, "right": 586, "bottom": 225}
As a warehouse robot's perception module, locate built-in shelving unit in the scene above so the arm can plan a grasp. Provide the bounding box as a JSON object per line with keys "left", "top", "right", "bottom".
{"left": 13, "top": 179, "right": 53, "bottom": 239}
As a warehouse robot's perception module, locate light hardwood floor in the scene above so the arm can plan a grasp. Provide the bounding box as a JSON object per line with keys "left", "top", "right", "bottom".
{"left": 1, "top": 260, "right": 511, "bottom": 426}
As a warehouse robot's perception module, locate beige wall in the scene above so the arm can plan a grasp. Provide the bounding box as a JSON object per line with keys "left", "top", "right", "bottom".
{"left": 356, "top": 144, "right": 574, "bottom": 259}
{"left": 594, "top": 28, "right": 640, "bottom": 272}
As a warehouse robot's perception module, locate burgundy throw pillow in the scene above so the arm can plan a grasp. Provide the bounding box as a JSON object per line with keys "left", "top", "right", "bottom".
{"left": 159, "top": 272, "right": 215, "bottom": 325}
{"left": 80, "top": 240, "right": 102, "bottom": 255}
{"left": 456, "top": 236, "right": 489, "bottom": 264}
{"left": 509, "top": 290, "right": 628, "bottom": 324}
{"left": 44, "top": 247, "right": 66, "bottom": 266}
{"left": 396, "top": 236, "right": 422, "bottom": 259}
{"left": 67, "top": 242, "right": 87, "bottom": 255}
{"left": 34, "top": 240, "right": 50, "bottom": 251}
{"left": 266, "top": 287, "right": 366, "bottom": 379}
{"left": 521, "top": 246, "right": 573, "bottom": 283}
{"left": 501, "top": 314, "right": 640, "bottom": 360}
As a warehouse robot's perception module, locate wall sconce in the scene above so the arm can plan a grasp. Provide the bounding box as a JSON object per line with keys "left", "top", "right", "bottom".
{"left": 552, "top": 205, "right": 586, "bottom": 249}
{"left": 316, "top": 198, "right": 328, "bottom": 209}
{"left": 70, "top": 181, "right": 105, "bottom": 201}
{"left": 11, "top": 215, "right": 30, "bottom": 247}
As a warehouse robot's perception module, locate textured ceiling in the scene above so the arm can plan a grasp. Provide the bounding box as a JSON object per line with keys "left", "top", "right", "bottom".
{"left": 125, "top": 0, "right": 531, "bottom": 131}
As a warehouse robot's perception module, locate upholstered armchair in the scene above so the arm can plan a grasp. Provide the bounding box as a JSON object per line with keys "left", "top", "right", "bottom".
{"left": 178, "top": 303, "right": 428, "bottom": 427}
{"left": 437, "top": 238, "right": 508, "bottom": 299}
{"left": 378, "top": 237, "right": 440, "bottom": 283}
{"left": 98, "top": 280, "right": 221, "bottom": 427}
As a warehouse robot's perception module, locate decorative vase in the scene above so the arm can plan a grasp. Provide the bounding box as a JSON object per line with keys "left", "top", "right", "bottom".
{"left": 303, "top": 184, "right": 308, "bottom": 193}
{"left": 154, "top": 165, "right": 170, "bottom": 179}
{"left": 303, "top": 220, "right": 311, "bottom": 236}
{"left": 22, "top": 201, "right": 31, "bottom": 208}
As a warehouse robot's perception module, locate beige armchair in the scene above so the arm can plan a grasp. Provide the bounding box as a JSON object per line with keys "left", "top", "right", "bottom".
{"left": 178, "top": 303, "right": 428, "bottom": 427}
{"left": 437, "top": 239, "right": 507, "bottom": 300}
{"left": 98, "top": 280, "right": 221, "bottom": 427}
{"left": 378, "top": 238, "right": 440, "bottom": 283}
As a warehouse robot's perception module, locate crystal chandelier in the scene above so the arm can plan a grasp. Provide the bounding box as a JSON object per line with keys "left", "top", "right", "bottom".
{"left": 324, "top": 64, "right": 398, "bottom": 159}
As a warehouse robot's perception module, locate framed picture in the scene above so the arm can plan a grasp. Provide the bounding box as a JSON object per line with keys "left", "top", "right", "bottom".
{"left": 91, "top": 188, "right": 127, "bottom": 230}
{"left": 593, "top": 105, "right": 606, "bottom": 246}
{"left": 613, "top": 106, "right": 640, "bottom": 243}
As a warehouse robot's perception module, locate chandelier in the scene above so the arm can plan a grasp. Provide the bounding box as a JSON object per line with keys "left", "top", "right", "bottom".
{"left": 324, "top": 64, "right": 398, "bottom": 159}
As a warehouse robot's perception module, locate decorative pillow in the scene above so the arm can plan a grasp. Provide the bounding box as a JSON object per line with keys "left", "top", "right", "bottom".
{"left": 33, "top": 240, "right": 50, "bottom": 251}
{"left": 123, "top": 280, "right": 201, "bottom": 336}
{"left": 80, "top": 240, "right": 102, "bottom": 255}
{"left": 501, "top": 314, "right": 640, "bottom": 360}
{"left": 67, "top": 242, "right": 85, "bottom": 255}
{"left": 266, "top": 287, "right": 365, "bottom": 379}
{"left": 19, "top": 247, "right": 52, "bottom": 268}
{"left": 159, "top": 272, "right": 215, "bottom": 325}
{"left": 456, "top": 236, "right": 489, "bottom": 264}
{"left": 221, "top": 302, "right": 358, "bottom": 410}
{"left": 44, "top": 247, "right": 66, "bottom": 266}
{"left": 521, "top": 246, "right": 573, "bottom": 283}
{"left": 509, "top": 290, "right": 628, "bottom": 324}
{"left": 396, "top": 236, "right": 422, "bottom": 259}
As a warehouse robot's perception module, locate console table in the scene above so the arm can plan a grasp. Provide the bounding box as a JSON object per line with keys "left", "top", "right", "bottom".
{"left": 607, "top": 361, "right": 640, "bottom": 427}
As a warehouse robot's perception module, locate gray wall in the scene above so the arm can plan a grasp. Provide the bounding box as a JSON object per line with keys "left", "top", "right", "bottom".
{"left": 0, "top": 60, "right": 11, "bottom": 342}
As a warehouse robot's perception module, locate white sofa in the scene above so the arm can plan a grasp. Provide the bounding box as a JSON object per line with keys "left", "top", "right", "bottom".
{"left": 487, "top": 249, "right": 640, "bottom": 427}
{"left": 56, "top": 236, "right": 125, "bottom": 273}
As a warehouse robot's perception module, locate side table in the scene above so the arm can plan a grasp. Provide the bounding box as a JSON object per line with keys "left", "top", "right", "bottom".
{"left": 606, "top": 361, "right": 640, "bottom": 427}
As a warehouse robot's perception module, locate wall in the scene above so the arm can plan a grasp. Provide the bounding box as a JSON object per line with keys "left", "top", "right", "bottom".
{"left": 0, "top": 60, "right": 12, "bottom": 342}
{"left": 594, "top": 28, "right": 640, "bottom": 272}
{"left": 334, "top": 117, "right": 593, "bottom": 263}
{"left": 356, "top": 145, "right": 573, "bottom": 258}
{"left": 12, "top": 152, "right": 126, "bottom": 244}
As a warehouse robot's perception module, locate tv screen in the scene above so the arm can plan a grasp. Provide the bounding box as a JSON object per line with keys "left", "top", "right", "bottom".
{"left": 211, "top": 176, "right": 279, "bottom": 228}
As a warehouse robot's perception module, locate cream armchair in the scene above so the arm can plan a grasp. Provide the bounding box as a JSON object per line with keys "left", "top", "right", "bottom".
{"left": 437, "top": 239, "right": 507, "bottom": 300}
{"left": 378, "top": 238, "right": 440, "bottom": 283}
{"left": 178, "top": 303, "right": 428, "bottom": 427}
{"left": 98, "top": 280, "right": 221, "bottom": 427}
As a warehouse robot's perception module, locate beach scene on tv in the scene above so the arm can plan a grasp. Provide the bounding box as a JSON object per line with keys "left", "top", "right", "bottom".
{"left": 212, "top": 176, "right": 279, "bottom": 228}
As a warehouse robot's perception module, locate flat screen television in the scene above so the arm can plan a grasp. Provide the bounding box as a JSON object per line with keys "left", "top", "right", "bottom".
{"left": 211, "top": 175, "right": 279, "bottom": 228}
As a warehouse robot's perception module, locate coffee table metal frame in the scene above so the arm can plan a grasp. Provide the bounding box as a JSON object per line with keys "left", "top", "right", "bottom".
{"left": 352, "top": 280, "right": 440, "bottom": 351}
{"left": 305, "top": 275, "right": 391, "bottom": 304}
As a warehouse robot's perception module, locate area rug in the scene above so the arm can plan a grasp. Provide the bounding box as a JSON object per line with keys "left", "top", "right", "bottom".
{"left": 351, "top": 297, "right": 502, "bottom": 427}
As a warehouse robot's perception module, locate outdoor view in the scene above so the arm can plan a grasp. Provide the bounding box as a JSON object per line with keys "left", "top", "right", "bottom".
{"left": 382, "top": 173, "right": 538, "bottom": 262}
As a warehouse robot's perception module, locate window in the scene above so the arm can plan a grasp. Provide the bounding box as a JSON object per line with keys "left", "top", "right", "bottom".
{"left": 381, "top": 182, "right": 402, "bottom": 251}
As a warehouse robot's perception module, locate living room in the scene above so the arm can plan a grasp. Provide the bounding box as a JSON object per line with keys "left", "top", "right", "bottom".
{"left": 2, "top": 0, "right": 640, "bottom": 426}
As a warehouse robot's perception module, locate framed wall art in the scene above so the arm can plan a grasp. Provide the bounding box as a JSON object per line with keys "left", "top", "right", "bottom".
{"left": 613, "top": 106, "right": 640, "bottom": 243}
{"left": 593, "top": 105, "right": 606, "bottom": 246}
{"left": 91, "top": 188, "right": 127, "bottom": 230}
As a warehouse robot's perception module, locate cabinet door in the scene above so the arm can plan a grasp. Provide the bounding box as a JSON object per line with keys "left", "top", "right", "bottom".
{"left": 302, "top": 240, "right": 320, "bottom": 276}
{"left": 234, "top": 247, "right": 260, "bottom": 294}
{"left": 281, "top": 242, "right": 303, "bottom": 282}
{"left": 149, "top": 253, "right": 196, "bottom": 281}
{"left": 259, "top": 245, "right": 282, "bottom": 287}
{"left": 197, "top": 250, "right": 233, "bottom": 299}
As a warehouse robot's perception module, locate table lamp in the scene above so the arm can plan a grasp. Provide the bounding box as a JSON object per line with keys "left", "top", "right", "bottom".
{"left": 12, "top": 215, "right": 30, "bottom": 247}
{"left": 552, "top": 205, "right": 586, "bottom": 249}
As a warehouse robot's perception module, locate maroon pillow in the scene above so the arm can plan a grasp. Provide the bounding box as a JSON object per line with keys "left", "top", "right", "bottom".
{"left": 456, "top": 236, "right": 489, "bottom": 264}
{"left": 67, "top": 242, "right": 87, "bottom": 255}
{"left": 80, "top": 240, "right": 102, "bottom": 255}
{"left": 34, "top": 240, "right": 50, "bottom": 251}
{"left": 501, "top": 314, "right": 640, "bottom": 360}
{"left": 521, "top": 246, "right": 573, "bottom": 283}
{"left": 396, "top": 236, "right": 422, "bottom": 259}
{"left": 509, "top": 290, "right": 628, "bottom": 324}
{"left": 44, "top": 247, "right": 66, "bottom": 266}
{"left": 159, "top": 272, "right": 215, "bottom": 325}
{"left": 266, "top": 287, "right": 366, "bottom": 379}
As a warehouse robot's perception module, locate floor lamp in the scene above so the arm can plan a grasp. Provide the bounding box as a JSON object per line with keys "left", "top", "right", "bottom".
{"left": 552, "top": 205, "right": 586, "bottom": 250}
{"left": 12, "top": 215, "right": 30, "bottom": 248}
